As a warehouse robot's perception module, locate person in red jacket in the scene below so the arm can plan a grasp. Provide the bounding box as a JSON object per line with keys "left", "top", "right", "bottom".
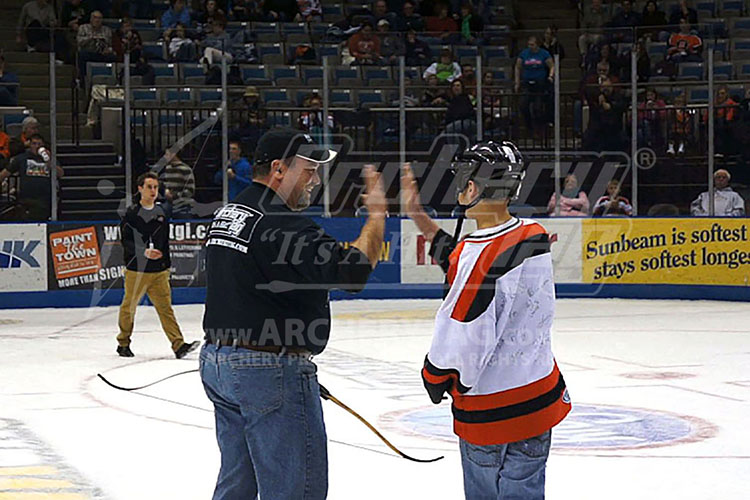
{"left": 348, "top": 21, "right": 381, "bottom": 65}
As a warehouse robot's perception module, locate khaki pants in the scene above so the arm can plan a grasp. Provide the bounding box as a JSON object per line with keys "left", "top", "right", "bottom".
{"left": 117, "top": 269, "right": 185, "bottom": 352}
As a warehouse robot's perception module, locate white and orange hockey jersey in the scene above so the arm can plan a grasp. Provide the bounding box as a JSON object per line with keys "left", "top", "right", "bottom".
{"left": 422, "top": 217, "right": 571, "bottom": 446}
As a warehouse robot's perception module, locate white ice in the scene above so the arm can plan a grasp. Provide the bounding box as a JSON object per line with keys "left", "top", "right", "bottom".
{"left": 0, "top": 298, "right": 748, "bottom": 499}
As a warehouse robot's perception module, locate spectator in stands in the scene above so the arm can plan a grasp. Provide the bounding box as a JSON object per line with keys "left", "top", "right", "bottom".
{"left": 112, "top": 18, "right": 142, "bottom": 62}
{"left": 16, "top": 0, "right": 62, "bottom": 53}
{"left": 578, "top": 0, "right": 609, "bottom": 60}
{"left": 581, "top": 61, "right": 618, "bottom": 104}
{"left": 85, "top": 82, "right": 123, "bottom": 127}
{"left": 0, "top": 134, "right": 63, "bottom": 221}
{"left": 515, "top": 36, "right": 554, "bottom": 131}
{"left": 444, "top": 78, "right": 476, "bottom": 141}
{"left": 635, "top": 40, "right": 651, "bottom": 82}
{"left": 0, "top": 127, "right": 10, "bottom": 166}
{"left": 392, "top": 1, "right": 425, "bottom": 32}
{"left": 542, "top": 25, "right": 565, "bottom": 60}
{"left": 159, "top": 149, "right": 195, "bottom": 218}
{"left": 667, "top": 93, "right": 694, "bottom": 155}
{"left": 9, "top": 117, "right": 41, "bottom": 158}
{"left": 200, "top": 15, "right": 233, "bottom": 66}
{"left": 76, "top": 10, "right": 116, "bottom": 80}
{"left": 547, "top": 174, "right": 590, "bottom": 216}
{"left": 263, "top": 0, "right": 298, "bottom": 22}
{"left": 370, "top": 0, "right": 389, "bottom": 25}
{"left": 668, "top": 0, "right": 697, "bottom": 29}
{"left": 348, "top": 21, "right": 382, "bottom": 65}
{"left": 0, "top": 56, "right": 20, "bottom": 107}
{"left": 61, "top": 0, "right": 91, "bottom": 35}
{"left": 609, "top": 0, "right": 641, "bottom": 43}
{"left": 667, "top": 17, "right": 702, "bottom": 63}
{"left": 584, "top": 78, "right": 626, "bottom": 152}
{"left": 637, "top": 87, "right": 666, "bottom": 148}
{"left": 420, "top": 74, "right": 448, "bottom": 106}
{"left": 425, "top": 2, "right": 458, "bottom": 42}
{"left": 230, "top": 86, "right": 265, "bottom": 149}
{"left": 214, "top": 141, "right": 252, "bottom": 201}
{"left": 706, "top": 85, "right": 738, "bottom": 157}
{"left": 230, "top": 0, "right": 263, "bottom": 21}
{"left": 593, "top": 180, "right": 632, "bottom": 216}
{"left": 640, "top": 0, "right": 668, "bottom": 41}
{"left": 195, "top": 0, "right": 225, "bottom": 24}
{"left": 377, "top": 19, "right": 403, "bottom": 64}
{"left": 424, "top": 48, "right": 461, "bottom": 83}
{"left": 298, "top": 93, "right": 335, "bottom": 144}
{"left": 405, "top": 29, "right": 432, "bottom": 66}
{"left": 585, "top": 42, "right": 624, "bottom": 78}
{"left": 162, "top": 0, "right": 191, "bottom": 30}
{"left": 167, "top": 23, "right": 197, "bottom": 62}
{"left": 456, "top": 1, "right": 483, "bottom": 45}
{"left": 691, "top": 169, "right": 745, "bottom": 216}
{"left": 295, "top": 0, "right": 322, "bottom": 22}
{"left": 460, "top": 63, "right": 476, "bottom": 96}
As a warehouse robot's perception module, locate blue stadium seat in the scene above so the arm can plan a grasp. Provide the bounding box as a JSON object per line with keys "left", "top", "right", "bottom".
{"left": 302, "top": 67, "right": 324, "bottom": 85}
{"left": 283, "top": 22, "right": 309, "bottom": 44}
{"left": 142, "top": 42, "right": 167, "bottom": 62}
{"left": 165, "top": 88, "right": 193, "bottom": 105}
{"left": 731, "top": 16, "right": 750, "bottom": 35}
{"left": 736, "top": 61, "right": 750, "bottom": 77}
{"left": 253, "top": 22, "right": 281, "bottom": 42}
{"left": 321, "top": 4, "right": 344, "bottom": 21}
{"left": 688, "top": 88, "right": 710, "bottom": 102}
{"left": 677, "top": 62, "right": 704, "bottom": 80}
{"left": 713, "top": 38, "right": 729, "bottom": 59}
{"left": 455, "top": 45, "right": 480, "bottom": 64}
{"left": 362, "top": 67, "right": 393, "bottom": 86}
{"left": 266, "top": 112, "right": 293, "bottom": 127}
{"left": 731, "top": 37, "right": 750, "bottom": 57}
{"left": 102, "top": 18, "right": 120, "bottom": 30}
{"left": 357, "top": 89, "right": 385, "bottom": 108}
{"left": 151, "top": 63, "right": 178, "bottom": 84}
{"left": 226, "top": 21, "right": 247, "bottom": 38}
{"left": 309, "top": 23, "right": 331, "bottom": 42}
{"left": 159, "top": 112, "right": 185, "bottom": 126}
{"left": 720, "top": 0, "right": 744, "bottom": 16}
{"left": 271, "top": 65, "right": 301, "bottom": 86}
{"left": 333, "top": 66, "right": 361, "bottom": 86}
{"left": 181, "top": 63, "right": 205, "bottom": 84}
{"left": 695, "top": 1, "right": 717, "bottom": 17}
{"left": 241, "top": 65, "right": 271, "bottom": 85}
{"left": 483, "top": 25, "right": 511, "bottom": 45}
{"left": 87, "top": 62, "right": 116, "bottom": 85}
{"left": 294, "top": 89, "right": 321, "bottom": 106}
{"left": 713, "top": 61, "right": 733, "bottom": 78}
{"left": 330, "top": 89, "right": 353, "bottom": 106}
{"left": 261, "top": 89, "right": 292, "bottom": 106}
{"left": 647, "top": 42, "right": 667, "bottom": 63}
{"left": 483, "top": 46, "right": 510, "bottom": 65}
{"left": 3, "top": 111, "right": 30, "bottom": 129}
{"left": 318, "top": 45, "right": 342, "bottom": 65}
{"left": 703, "top": 18, "right": 728, "bottom": 37}
{"left": 131, "top": 89, "right": 159, "bottom": 106}
{"left": 257, "top": 43, "right": 285, "bottom": 65}
{"left": 403, "top": 66, "right": 421, "bottom": 81}
{"left": 198, "top": 89, "right": 223, "bottom": 105}
{"left": 489, "top": 68, "right": 509, "bottom": 82}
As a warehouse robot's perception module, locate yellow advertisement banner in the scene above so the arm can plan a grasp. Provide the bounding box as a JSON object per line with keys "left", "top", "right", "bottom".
{"left": 582, "top": 218, "right": 750, "bottom": 285}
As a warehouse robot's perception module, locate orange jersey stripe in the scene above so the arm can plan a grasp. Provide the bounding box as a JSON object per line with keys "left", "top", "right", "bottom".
{"left": 446, "top": 240, "right": 466, "bottom": 286}
{"left": 454, "top": 397, "right": 571, "bottom": 446}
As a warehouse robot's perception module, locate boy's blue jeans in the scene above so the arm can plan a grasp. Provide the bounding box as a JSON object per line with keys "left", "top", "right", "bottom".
{"left": 459, "top": 430, "right": 551, "bottom": 500}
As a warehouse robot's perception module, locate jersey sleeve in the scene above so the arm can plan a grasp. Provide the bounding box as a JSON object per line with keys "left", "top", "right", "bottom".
{"left": 428, "top": 229, "right": 455, "bottom": 274}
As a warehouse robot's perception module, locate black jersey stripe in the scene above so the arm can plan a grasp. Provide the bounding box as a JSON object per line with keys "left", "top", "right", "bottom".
{"left": 451, "top": 374, "right": 566, "bottom": 424}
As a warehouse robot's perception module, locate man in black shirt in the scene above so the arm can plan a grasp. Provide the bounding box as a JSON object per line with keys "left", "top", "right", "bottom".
{"left": 116, "top": 172, "right": 199, "bottom": 359}
{"left": 0, "top": 134, "right": 63, "bottom": 221}
{"left": 200, "top": 128, "right": 386, "bottom": 499}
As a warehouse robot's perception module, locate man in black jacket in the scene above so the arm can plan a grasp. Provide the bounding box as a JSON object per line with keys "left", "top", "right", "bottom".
{"left": 200, "top": 128, "right": 386, "bottom": 499}
{"left": 116, "top": 172, "right": 199, "bottom": 358}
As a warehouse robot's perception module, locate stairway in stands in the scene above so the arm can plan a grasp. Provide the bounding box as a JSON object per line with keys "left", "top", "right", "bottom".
{"left": 57, "top": 143, "right": 124, "bottom": 220}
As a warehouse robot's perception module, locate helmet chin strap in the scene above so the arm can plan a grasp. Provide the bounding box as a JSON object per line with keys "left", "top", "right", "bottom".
{"left": 452, "top": 192, "right": 484, "bottom": 244}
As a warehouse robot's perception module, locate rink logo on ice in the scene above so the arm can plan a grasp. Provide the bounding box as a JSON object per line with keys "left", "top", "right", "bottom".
{"left": 385, "top": 403, "right": 715, "bottom": 450}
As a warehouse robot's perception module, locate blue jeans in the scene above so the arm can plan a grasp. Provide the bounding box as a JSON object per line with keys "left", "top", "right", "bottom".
{"left": 459, "top": 430, "right": 551, "bottom": 500}
{"left": 199, "top": 343, "right": 328, "bottom": 500}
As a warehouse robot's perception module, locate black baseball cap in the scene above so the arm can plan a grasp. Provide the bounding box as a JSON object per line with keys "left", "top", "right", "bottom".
{"left": 254, "top": 127, "right": 338, "bottom": 166}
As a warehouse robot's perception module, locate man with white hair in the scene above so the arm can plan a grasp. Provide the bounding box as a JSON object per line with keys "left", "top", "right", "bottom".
{"left": 691, "top": 169, "right": 745, "bottom": 216}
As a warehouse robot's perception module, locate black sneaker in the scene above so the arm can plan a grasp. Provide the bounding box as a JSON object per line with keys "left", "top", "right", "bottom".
{"left": 117, "top": 345, "right": 134, "bottom": 357}
{"left": 175, "top": 341, "right": 200, "bottom": 359}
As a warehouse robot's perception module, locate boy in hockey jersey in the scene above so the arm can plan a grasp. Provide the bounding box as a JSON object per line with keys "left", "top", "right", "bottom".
{"left": 401, "top": 141, "right": 571, "bottom": 499}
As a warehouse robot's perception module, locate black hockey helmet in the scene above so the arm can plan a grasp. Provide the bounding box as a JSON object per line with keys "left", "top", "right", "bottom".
{"left": 451, "top": 140, "right": 526, "bottom": 203}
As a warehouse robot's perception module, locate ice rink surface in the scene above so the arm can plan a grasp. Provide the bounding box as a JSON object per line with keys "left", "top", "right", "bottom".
{"left": 0, "top": 298, "right": 748, "bottom": 500}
